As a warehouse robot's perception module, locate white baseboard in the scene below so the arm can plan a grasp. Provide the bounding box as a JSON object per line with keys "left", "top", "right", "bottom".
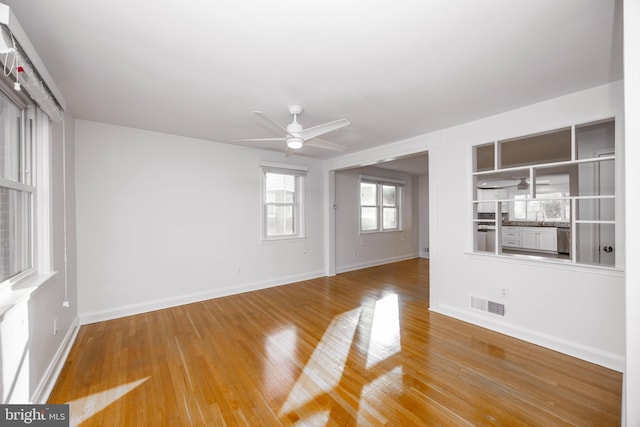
{"left": 31, "top": 315, "right": 80, "bottom": 403}
{"left": 430, "top": 303, "right": 625, "bottom": 372}
{"left": 336, "top": 254, "right": 419, "bottom": 274}
{"left": 79, "top": 270, "right": 326, "bottom": 324}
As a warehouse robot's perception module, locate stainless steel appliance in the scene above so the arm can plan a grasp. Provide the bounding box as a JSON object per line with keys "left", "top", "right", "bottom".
{"left": 557, "top": 227, "right": 570, "bottom": 255}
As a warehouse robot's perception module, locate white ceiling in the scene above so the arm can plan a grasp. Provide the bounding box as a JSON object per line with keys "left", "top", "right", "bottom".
{"left": 4, "top": 0, "right": 622, "bottom": 159}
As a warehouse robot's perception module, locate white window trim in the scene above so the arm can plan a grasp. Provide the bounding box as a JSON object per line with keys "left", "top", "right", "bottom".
{"left": 260, "top": 162, "right": 307, "bottom": 242}
{"left": 34, "top": 106, "right": 52, "bottom": 274}
{"left": 0, "top": 102, "right": 53, "bottom": 295}
{"left": 359, "top": 175, "right": 404, "bottom": 234}
{"left": 471, "top": 117, "right": 620, "bottom": 269}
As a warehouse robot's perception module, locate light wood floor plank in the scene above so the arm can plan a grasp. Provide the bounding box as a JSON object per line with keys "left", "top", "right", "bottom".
{"left": 49, "top": 259, "right": 621, "bottom": 425}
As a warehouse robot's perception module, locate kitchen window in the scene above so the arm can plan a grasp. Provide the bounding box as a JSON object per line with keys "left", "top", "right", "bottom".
{"left": 512, "top": 193, "right": 570, "bottom": 223}
{"left": 472, "top": 118, "right": 618, "bottom": 267}
{"left": 261, "top": 163, "right": 306, "bottom": 240}
{"left": 360, "top": 176, "right": 403, "bottom": 233}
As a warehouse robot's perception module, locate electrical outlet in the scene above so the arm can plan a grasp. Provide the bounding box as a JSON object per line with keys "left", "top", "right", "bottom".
{"left": 500, "top": 288, "right": 509, "bottom": 298}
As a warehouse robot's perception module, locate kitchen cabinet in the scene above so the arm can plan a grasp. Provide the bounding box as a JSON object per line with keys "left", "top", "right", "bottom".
{"left": 501, "top": 226, "right": 521, "bottom": 247}
{"left": 520, "top": 227, "right": 557, "bottom": 252}
{"left": 476, "top": 189, "right": 509, "bottom": 213}
{"left": 502, "top": 226, "right": 557, "bottom": 253}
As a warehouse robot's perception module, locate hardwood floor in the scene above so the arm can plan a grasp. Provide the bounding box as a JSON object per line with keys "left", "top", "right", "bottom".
{"left": 49, "top": 259, "right": 622, "bottom": 426}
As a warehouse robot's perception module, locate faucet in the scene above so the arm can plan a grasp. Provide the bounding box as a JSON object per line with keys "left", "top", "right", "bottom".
{"left": 535, "top": 210, "right": 545, "bottom": 224}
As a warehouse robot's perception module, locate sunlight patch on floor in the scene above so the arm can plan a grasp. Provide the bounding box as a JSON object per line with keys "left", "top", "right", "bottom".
{"left": 278, "top": 307, "right": 362, "bottom": 417}
{"left": 264, "top": 327, "right": 298, "bottom": 399}
{"left": 293, "top": 409, "right": 331, "bottom": 426}
{"left": 366, "top": 294, "right": 401, "bottom": 369}
{"left": 66, "top": 377, "right": 149, "bottom": 426}
{"left": 357, "top": 366, "right": 403, "bottom": 425}
{"left": 279, "top": 292, "right": 404, "bottom": 424}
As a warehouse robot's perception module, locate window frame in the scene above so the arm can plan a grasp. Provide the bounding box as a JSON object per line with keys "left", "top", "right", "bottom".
{"left": 261, "top": 163, "right": 307, "bottom": 242}
{"left": 359, "top": 175, "right": 404, "bottom": 234}
{"left": 0, "top": 87, "right": 36, "bottom": 288}
{"left": 471, "top": 117, "right": 619, "bottom": 268}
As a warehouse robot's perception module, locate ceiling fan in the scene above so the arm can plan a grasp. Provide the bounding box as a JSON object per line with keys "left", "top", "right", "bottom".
{"left": 477, "top": 177, "right": 550, "bottom": 189}
{"left": 235, "top": 105, "right": 349, "bottom": 155}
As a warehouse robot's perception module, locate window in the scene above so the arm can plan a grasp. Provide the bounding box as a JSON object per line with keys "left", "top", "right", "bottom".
{"left": 0, "top": 90, "right": 33, "bottom": 284}
{"left": 360, "top": 176, "right": 403, "bottom": 232}
{"left": 262, "top": 164, "right": 306, "bottom": 240}
{"left": 472, "top": 118, "right": 617, "bottom": 267}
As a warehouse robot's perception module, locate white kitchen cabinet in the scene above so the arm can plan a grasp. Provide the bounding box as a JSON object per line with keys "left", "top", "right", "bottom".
{"left": 520, "top": 229, "right": 538, "bottom": 249}
{"left": 520, "top": 227, "right": 557, "bottom": 252}
{"left": 540, "top": 229, "right": 558, "bottom": 252}
{"left": 501, "top": 226, "right": 521, "bottom": 247}
{"left": 476, "top": 189, "right": 495, "bottom": 213}
{"left": 477, "top": 189, "right": 509, "bottom": 213}
{"left": 502, "top": 226, "right": 557, "bottom": 252}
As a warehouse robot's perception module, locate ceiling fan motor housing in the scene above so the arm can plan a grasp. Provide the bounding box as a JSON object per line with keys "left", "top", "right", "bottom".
{"left": 287, "top": 122, "right": 303, "bottom": 134}
{"left": 288, "top": 105, "right": 303, "bottom": 115}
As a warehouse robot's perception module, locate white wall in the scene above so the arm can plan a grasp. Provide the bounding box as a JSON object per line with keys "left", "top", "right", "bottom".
{"left": 328, "top": 81, "right": 626, "bottom": 371}
{"left": 334, "top": 166, "right": 419, "bottom": 272}
{"left": 624, "top": 0, "right": 640, "bottom": 424}
{"left": 75, "top": 120, "right": 326, "bottom": 323}
{"left": 31, "top": 113, "right": 79, "bottom": 400}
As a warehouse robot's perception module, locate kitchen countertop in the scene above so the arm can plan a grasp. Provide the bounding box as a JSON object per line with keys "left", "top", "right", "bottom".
{"left": 503, "top": 221, "right": 570, "bottom": 228}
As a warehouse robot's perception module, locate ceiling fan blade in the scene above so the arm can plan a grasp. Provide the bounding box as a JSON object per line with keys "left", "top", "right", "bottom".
{"left": 476, "top": 179, "right": 520, "bottom": 189}
{"left": 253, "top": 111, "right": 289, "bottom": 135}
{"left": 304, "top": 138, "right": 346, "bottom": 151}
{"left": 297, "top": 119, "right": 350, "bottom": 141}
{"left": 234, "top": 137, "right": 287, "bottom": 142}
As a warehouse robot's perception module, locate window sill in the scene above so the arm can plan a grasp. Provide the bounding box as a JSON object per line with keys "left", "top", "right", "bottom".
{"left": 466, "top": 251, "right": 624, "bottom": 277}
{"left": 359, "top": 229, "right": 403, "bottom": 235}
{"left": 261, "top": 236, "right": 306, "bottom": 244}
{"left": 0, "top": 272, "right": 58, "bottom": 320}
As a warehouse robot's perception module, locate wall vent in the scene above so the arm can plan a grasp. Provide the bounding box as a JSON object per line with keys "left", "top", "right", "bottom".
{"left": 470, "top": 296, "right": 506, "bottom": 317}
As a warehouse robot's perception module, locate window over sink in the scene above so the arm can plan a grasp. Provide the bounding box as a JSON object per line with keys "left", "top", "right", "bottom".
{"left": 472, "top": 118, "right": 618, "bottom": 268}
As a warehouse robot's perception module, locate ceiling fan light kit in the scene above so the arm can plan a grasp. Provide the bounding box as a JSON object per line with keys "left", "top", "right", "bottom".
{"left": 235, "top": 104, "right": 349, "bottom": 155}
{"left": 287, "top": 137, "right": 303, "bottom": 150}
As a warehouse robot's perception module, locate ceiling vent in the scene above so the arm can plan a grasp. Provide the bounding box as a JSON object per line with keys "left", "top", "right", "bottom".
{"left": 470, "top": 296, "right": 506, "bottom": 317}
